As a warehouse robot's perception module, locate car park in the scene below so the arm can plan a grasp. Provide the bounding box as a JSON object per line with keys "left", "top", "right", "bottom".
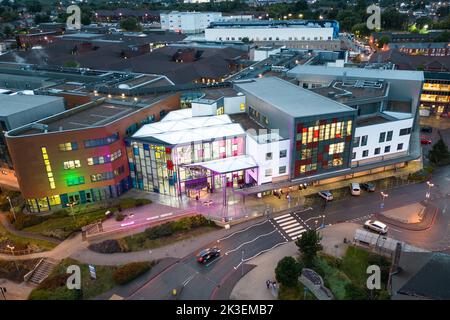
{"left": 318, "top": 190, "right": 333, "bottom": 201}
{"left": 361, "top": 182, "right": 376, "bottom": 192}
{"left": 364, "top": 220, "right": 388, "bottom": 234}
{"left": 350, "top": 183, "right": 361, "bottom": 196}
{"left": 197, "top": 247, "right": 221, "bottom": 264}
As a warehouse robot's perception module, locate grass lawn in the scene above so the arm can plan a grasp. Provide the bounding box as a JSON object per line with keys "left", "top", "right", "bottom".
{"left": 29, "top": 258, "right": 117, "bottom": 300}
{"left": 124, "top": 225, "right": 219, "bottom": 251}
{"left": 278, "top": 282, "right": 316, "bottom": 300}
{"left": 0, "top": 217, "right": 56, "bottom": 252}
{"left": 22, "top": 209, "right": 107, "bottom": 240}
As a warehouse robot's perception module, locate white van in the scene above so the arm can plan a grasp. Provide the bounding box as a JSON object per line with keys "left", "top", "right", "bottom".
{"left": 350, "top": 183, "right": 361, "bottom": 196}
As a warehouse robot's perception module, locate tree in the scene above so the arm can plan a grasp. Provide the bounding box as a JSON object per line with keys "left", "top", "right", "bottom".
{"left": 120, "top": 17, "right": 141, "bottom": 32}
{"left": 428, "top": 138, "right": 450, "bottom": 166}
{"left": 3, "top": 25, "right": 13, "bottom": 37}
{"left": 377, "top": 35, "right": 390, "bottom": 48}
{"left": 34, "top": 13, "right": 50, "bottom": 24}
{"left": 296, "top": 229, "right": 322, "bottom": 267}
{"left": 81, "top": 13, "right": 91, "bottom": 26}
{"left": 241, "top": 37, "right": 250, "bottom": 44}
{"left": 275, "top": 256, "right": 301, "bottom": 287}
{"left": 26, "top": 0, "right": 42, "bottom": 13}
{"left": 381, "top": 8, "right": 408, "bottom": 31}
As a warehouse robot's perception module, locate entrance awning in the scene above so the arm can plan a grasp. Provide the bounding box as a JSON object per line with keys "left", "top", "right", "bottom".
{"left": 184, "top": 155, "right": 258, "bottom": 174}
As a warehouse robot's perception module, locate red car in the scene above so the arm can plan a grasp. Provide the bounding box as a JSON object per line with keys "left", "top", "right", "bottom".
{"left": 421, "top": 136, "right": 432, "bottom": 145}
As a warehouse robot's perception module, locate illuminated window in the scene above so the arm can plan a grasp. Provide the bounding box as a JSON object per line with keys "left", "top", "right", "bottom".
{"left": 59, "top": 142, "right": 78, "bottom": 151}
{"left": 239, "top": 103, "right": 245, "bottom": 111}
{"left": 329, "top": 142, "right": 345, "bottom": 155}
{"left": 87, "top": 149, "right": 122, "bottom": 166}
{"left": 41, "top": 147, "right": 55, "bottom": 189}
{"left": 63, "top": 160, "right": 81, "bottom": 170}
{"left": 66, "top": 176, "right": 85, "bottom": 186}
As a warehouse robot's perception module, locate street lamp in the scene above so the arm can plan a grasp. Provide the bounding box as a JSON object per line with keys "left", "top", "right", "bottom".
{"left": 380, "top": 192, "right": 388, "bottom": 210}
{"left": 6, "top": 196, "right": 15, "bottom": 221}
{"left": 426, "top": 181, "right": 434, "bottom": 199}
{"left": 68, "top": 201, "right": 77, "bottom": 222}
{"left": 6, "top": 245, "right": 18, "bottom": 271}
{"left": 321, "top": 214, "right": 325, "bottom": 228}
{"left": 315, "top": 220, "right": 319, "bottom": 229}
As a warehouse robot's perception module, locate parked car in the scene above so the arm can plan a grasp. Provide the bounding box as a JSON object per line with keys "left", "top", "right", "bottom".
{"left": 318, "top": 190, "right": 333, "bottom": 201}
{"left": 361, "top": 182, "right": 376, "bottom": 192}
{"left": 420, "top": 136, "right": 432, "bottom": 144}
{"left": 350, "top": 183, "right": 361, "bottom": 196}
{"left": 364, "top": 220, "right": 388, "bottom": 234}
{"left": 197, "top": 247, "right": 221, "bottom": 264}
{"left": 420, "top": 126, "right": 433, "bottom": 133}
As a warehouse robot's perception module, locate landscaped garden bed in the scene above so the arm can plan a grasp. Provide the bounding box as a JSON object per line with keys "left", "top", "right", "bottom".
{"left": 7, "top": 198, "right": 152, "bottom": 241}
{"left": 28, "top": 258, "right": 157, "bottom": 300}
{"left": 0, "top": 259, "right": 39, "bottom": 282}
{"left": 89, "top": 215, "right": 219, "bottom": 253}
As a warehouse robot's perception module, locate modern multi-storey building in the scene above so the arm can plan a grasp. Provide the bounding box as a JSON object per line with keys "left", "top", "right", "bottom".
{"left": 5, "top": 94, "right": 180, "bottom": 212}
{"left": 205, "top": 20, "right": 340, "bottom": 50}
{"left": 160, "top": 11, "right": 223, "bottom": 34}
{"left": 0, "top": 94, "right": 65, "bottom": 168}
{"left": 419, "top": 72, "right": 450, "bottom": 117}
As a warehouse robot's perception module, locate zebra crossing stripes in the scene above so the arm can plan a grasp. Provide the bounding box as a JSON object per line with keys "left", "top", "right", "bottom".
{"left": 272, "top": 213, "right": 306, "bottom": 241}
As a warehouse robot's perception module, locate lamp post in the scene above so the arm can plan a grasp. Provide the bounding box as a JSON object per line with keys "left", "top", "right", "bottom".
{"left": 6, "top": 196, "right": 15, "bottom": 221}
{"left": 68, "top": 201, "right": 77, "bottom": 222}
{"left": 321, "top": 214, "right": 326, "bottom": 228}
{"left": 6, "top": 245, "right": 18, "bottom": 271}
{"left": 380, "top": 192, "right": 388, "bottom": 211}
{"left": 426, "top": 181, "right": 434, "bottom": 199}
{"left": 315, "top": 220, "right": 319, "bottom": 230}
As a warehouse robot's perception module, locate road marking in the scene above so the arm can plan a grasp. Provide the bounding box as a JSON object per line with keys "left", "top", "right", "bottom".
{"left": 275, "top": 216, "right": 295, "bottom": 224}
{"left": 233, "top": 241, "right": 288, "bottom": 269}
{"left": 273, "top": 213, "right": 291, "bottom": 221}
{"left": 225, "top": 229, "right": 277, "bottom": 255}
{"left": 284, "top": 225, "right": 304, "bottom": 233}
{"left": 217, "top": 219, "right": 269, "bottom": 242}
{"left": 160, "top": 212, "right": 173, "bottom": 218}
{"left": 278, "top": 219, "right": 297, "bottom": 227}
{"left": 388, "top": 227, "right": 403, "bottom": 233}
{"left": 146, "top": 215, "right": 160, "bottom": 221}
{"left": 182, "top": 273, "right": 197, "bottom": 287}
{"left": 288, "top": 229, "right": 307, "bottom": 237}
{"left": 279, "top": 220, "right": 300, "bottom": 229}
{"left": 303, "top": 215, "right": 324, "bottom": 223}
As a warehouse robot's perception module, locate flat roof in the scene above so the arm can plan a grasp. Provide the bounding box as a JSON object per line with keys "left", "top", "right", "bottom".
{"left": 0, "top": 94, "right": 63, "bottom": 117}
{"left": 356, "top": 115, "right": 391, "bottom": 127}
{"left": 287, "top": 65, "right": 425, "bottom": 82}
{"left": 20, "top": 100, "right": 138, "bottom": 134}
{"left": 311, "top": 79, "right": 388, "bottom": 104}
{"left": 132, "top": 113, "right": 246, "bottom": 145}
{"left": 235, "top": 77, "right": 355, "bottom": 118}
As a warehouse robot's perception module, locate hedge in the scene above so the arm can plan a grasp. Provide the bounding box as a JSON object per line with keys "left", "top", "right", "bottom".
{"left": 143, "top": 215, "right": 213, "bottom": 240}
{"left": 112, "top": 261, "right": 153, "bottom": 285}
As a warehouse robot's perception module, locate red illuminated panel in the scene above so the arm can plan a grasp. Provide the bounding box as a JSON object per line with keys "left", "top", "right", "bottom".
{"left": 165, "top": 147, "right": 172, "bottom": 154}
{"left": 167, "top": 160, "right": 174, "bottom": 170}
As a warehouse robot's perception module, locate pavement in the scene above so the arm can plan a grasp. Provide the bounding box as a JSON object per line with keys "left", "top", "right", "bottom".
{"left": 0, "top": 278, "right": 34, "bottom": 300}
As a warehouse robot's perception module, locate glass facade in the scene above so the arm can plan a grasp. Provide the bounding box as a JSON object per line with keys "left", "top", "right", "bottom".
{"left": 128, "top": 136, "right": 245, "bottom": 197}
{"left": 294, "top": 118, "right": 353, "bottom": 178}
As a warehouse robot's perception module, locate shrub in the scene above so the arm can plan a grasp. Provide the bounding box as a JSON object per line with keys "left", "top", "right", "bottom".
{"left": 89, "top": 239, "right": 129, "bottom": 254}
{"left": 113, "top": 261, "right": 152, "bottom": 285}
{"left": 118, "top": 198, "right": 151, "bottom": 210}
{"left": 345, "top": 282, "right": 368, "bottom": 300}
{"left": 115, "top": 213, "right": 125, "bottom": 222}
{"left": 11, "top": 212, "right": 46, "bottom": 230}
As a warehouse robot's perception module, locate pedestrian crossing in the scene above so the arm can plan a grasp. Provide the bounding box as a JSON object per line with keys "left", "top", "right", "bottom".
{"left": 272, "top": 213, "right": 307, "bottom": 241}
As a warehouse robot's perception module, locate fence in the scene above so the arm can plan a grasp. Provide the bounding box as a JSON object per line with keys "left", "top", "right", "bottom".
{"left": 0, "top": 247, "right": 34, "bottom": 256}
